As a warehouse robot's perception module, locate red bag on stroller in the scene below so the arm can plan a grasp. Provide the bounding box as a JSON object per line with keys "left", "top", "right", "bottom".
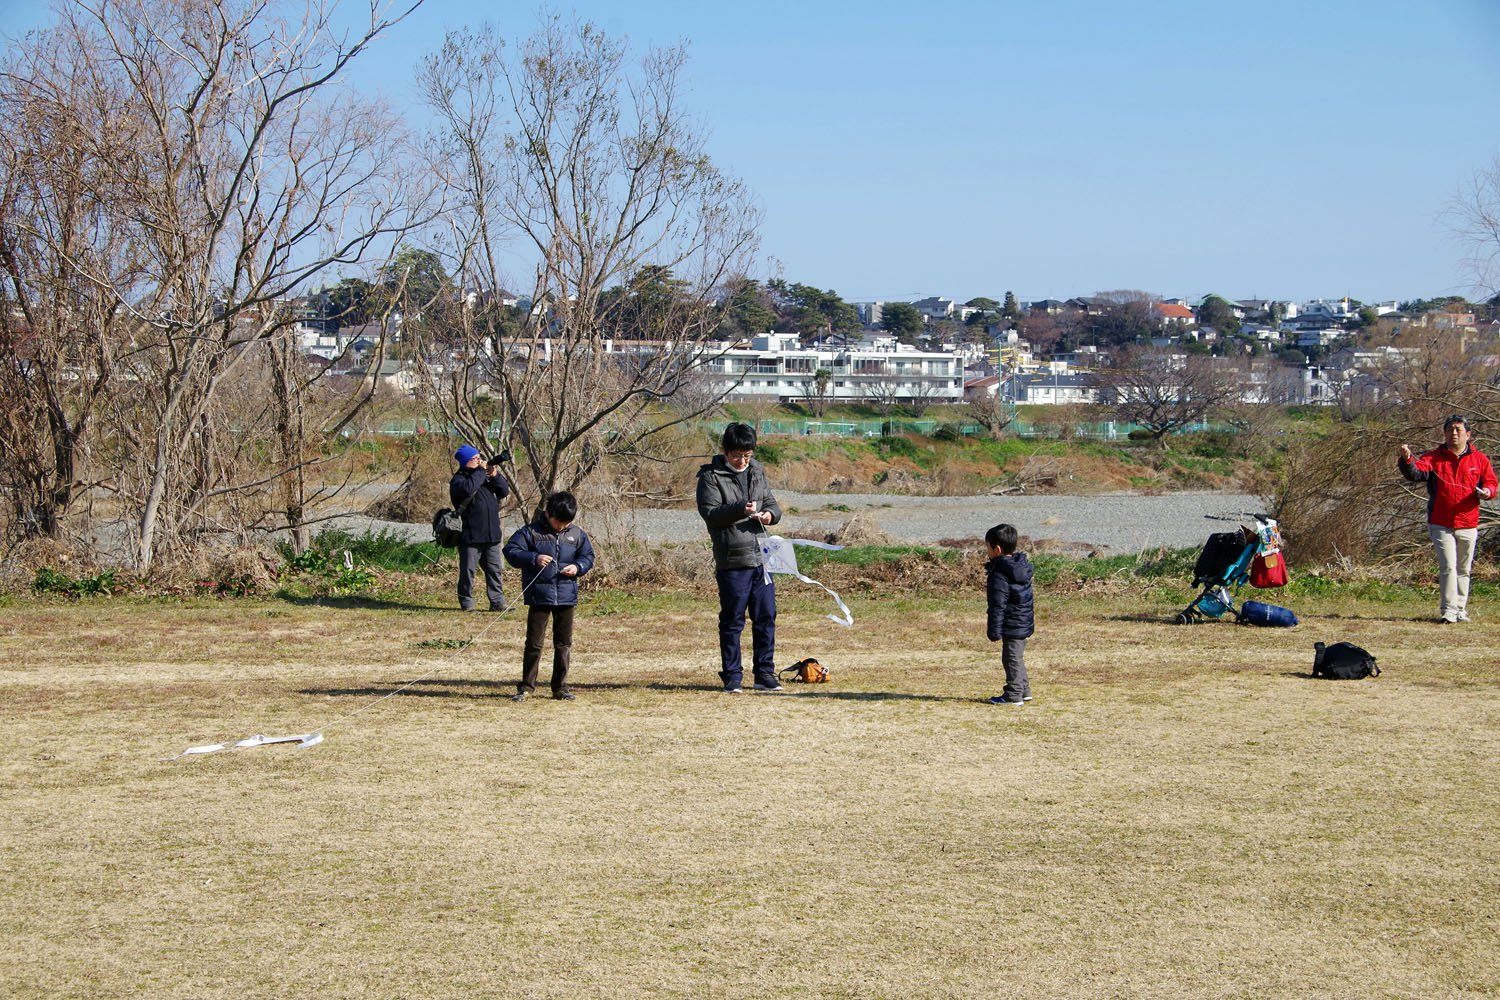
{"left": 1250, "top": 550, "right": 1287, "bottom": 588}
{"left": 1249, "top": 520, "right": 1288, "bottom": 588}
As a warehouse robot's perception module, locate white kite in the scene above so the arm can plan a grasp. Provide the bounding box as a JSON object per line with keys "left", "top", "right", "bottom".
{"left": 757, "top": 535, "right": 854, "bottom": 626}
{"left": 169, "top": 732, "right": 324, "bottom": 760}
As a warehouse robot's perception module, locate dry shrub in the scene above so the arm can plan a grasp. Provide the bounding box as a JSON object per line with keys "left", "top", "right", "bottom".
{"left": 997, "top": 452, "right": 1141, "bottom": 495}
{"left": 1026, "top": 538, "right": 1102, "bottom": 558}
{"left": 1250, "top": 430, "right": 1417, "bottom": 566}
{"left": 591, "top": 542, "right": 714, "bottom": 591}
{"left": 775, "top": 454, "right": 875, "bottom": 492}
{"left": 366, "top": 444, "right": 454, "bottom": 523}
{"left": 873, "top": 466, "right": 923, "bottom": 493}
{"left": 0, "top": 535, "right": 104, "bottom": 593}
{"left": 168, "top": 543, "right": 282, "bottom": 596}
{"left": 933, "top": 462, "right": 970, "bottom": 495}
{"left": 829, "top": 512, "right": 895, "bottom": 546}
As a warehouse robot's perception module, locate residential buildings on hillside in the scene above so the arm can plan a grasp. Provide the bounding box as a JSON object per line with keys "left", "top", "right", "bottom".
{"left": 284, "top": 285, "right": 1495, "bottom": 411}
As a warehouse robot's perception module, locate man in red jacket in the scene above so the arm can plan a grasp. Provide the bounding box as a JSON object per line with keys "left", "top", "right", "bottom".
{"left": 1398, "top": 414, "right": 1497, "bottom": 623}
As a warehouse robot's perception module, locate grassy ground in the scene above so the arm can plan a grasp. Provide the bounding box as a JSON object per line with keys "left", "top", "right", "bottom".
{"left": 3, "top": 577, "right": 1498, "bottom": 999}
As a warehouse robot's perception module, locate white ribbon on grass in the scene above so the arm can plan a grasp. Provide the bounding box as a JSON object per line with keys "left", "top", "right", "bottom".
{"left": 758, "top": 535, "right": 854, "bottom": 626}
{"left": 171, "top": 733, "right": 324, "bottom": 759}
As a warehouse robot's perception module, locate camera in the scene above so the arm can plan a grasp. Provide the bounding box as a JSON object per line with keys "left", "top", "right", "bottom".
{"left": 491, "top": 449, "right": 512, "bottom": 466}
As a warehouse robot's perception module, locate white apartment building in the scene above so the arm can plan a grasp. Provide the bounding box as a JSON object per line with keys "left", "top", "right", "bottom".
{"left": 704, "top": 333, "right": 964, "bottom": 404}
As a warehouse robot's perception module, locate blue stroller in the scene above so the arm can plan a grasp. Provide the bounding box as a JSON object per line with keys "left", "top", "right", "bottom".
{"left": 1175, "top": 517, "right": 1283, "bottom": 625}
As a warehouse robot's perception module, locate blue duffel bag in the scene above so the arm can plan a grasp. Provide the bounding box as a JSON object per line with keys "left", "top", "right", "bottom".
{"left": 1239, "top": 600, "right": 1298, "bottom": 627}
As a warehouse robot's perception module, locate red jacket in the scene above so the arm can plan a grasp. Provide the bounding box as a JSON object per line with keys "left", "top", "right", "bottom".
{"left": 1399, "top": 445, "right": 1497, "bottom": 529}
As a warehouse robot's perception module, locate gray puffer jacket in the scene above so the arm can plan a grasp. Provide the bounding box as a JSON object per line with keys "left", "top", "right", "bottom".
{"left": 696, "top": 455, "right": 782, "bottom": 571}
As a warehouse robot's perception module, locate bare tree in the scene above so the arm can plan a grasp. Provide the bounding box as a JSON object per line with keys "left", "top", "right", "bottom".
{"left": 905, "top": 376, "right": 943, "bottom": 417}
{"left": 1449, "top": 156, "right": 1500, "bottom": 298}
{"left": 798, "top": 368, "right": 834, "bottom": 418}
{"left": 1098, "top": 348, "right": 1235, "bottom": 450}
{"left": 7, "top": 0, "right": 429, "bottom": 572}
{"left": 414, "top": 18, "right": 760, "bottom": 516}
{"left": 859, "top": 372, "right": 903, "bottom": 417}
{"left": 965, "top": 380, "right": 1016, "bottom": 439}
{"left": 0, "top": 34, "right": 134, "bottom": 543}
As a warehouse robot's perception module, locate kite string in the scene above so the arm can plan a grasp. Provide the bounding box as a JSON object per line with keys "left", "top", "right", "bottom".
{"left": 164, "top": 572, "right": 545, "bottom": 760}
{"left": 304, "top": 570, "right": 547, "bottom": 734}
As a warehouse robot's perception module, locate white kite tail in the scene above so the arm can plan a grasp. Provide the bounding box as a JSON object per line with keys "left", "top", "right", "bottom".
{"left": 757, "top": 535, "right": 854, "bottom": 627}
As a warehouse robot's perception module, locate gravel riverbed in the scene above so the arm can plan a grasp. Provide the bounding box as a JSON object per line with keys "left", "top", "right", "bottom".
{"left": 333, "top": 490, "right": 1266, "bottom": 556}
{"left": 608, "top": 490, "right": 1267, "bottom": 553}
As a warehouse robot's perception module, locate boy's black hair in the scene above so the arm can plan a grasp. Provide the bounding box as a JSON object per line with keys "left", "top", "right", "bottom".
{"left": 545, "top": 491, "right": 578, "bottom": 523}
{"left": 722, "top": 421, "right": 757, "bottom": 453}
{"left": 985, "top": 522, "right": 1019, "bottom": 554}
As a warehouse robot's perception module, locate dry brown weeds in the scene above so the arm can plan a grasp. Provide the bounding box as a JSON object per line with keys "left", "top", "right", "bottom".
{"left": 2, "top": 588, "right": 1498, "bottom": 999}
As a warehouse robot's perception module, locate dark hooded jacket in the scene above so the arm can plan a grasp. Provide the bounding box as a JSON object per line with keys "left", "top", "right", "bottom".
{"left": 448, "top": 467, "right": 510, "bottom": 545}
{"left": 696, "top": 455, "right": 781, "bottom": 571}
{"left": 503, "top": 517, "right": 595, "bottom": 606}
{"left": 986, "top": 552, "right": 1035, "bottom": 640}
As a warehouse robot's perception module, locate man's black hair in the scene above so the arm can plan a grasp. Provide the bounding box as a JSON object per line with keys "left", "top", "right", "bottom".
{"left": 985, "top": 522, "right": 1019, "bottom": 554}
{"left": 545, "top": 491, "right": 578, "bottom": 523}
{"left": 722, "top": 422, "right": 757, "bottom": 453}
{"left": 1444, "top": 414, "right": 1468, "bottom": 431}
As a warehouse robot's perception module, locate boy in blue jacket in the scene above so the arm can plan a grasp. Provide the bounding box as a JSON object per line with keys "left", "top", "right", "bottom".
{"left": 984, "top": 523, "right": 1035, "bottom": 706}
{"left": 503, "top": 492, "right": 595, "bottom": 701}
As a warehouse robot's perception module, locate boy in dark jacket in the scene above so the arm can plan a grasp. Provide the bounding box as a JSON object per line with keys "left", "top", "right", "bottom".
{"left": 450, "top": 444, "right": 511, "bottom": 612}
{"left": 984, "top": 523, "right": 1035, "bottom": 706}
{"left": 696, "top": 422, "right": 782, "bottom": 693}
{"left": 502, "top": 492, "right": 595, "bottom": 701}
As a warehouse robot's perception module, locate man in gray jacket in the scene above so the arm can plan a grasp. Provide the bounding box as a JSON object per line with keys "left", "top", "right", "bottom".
{"left": 697, "top": 422, "right": 783, "bottom": 693}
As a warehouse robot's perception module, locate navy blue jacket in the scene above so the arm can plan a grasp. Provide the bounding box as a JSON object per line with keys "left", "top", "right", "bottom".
{"left": 986, "top": 552, "right": 1035, "bottom": 640}
{"left": 449, "top": 467, "right": 510, "bottom": 545}
{"left": 503, "top": 517, "right": 595, "bottom": 606}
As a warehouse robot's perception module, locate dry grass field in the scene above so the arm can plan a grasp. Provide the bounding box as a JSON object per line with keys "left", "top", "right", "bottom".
{"left": 3, "top": 581, "right": 1499, "bottom": 999}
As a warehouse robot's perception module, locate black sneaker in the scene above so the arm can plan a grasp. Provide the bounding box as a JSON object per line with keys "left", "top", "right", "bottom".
{"left": 988, "top": 696, "right": 1024, "bottom": 705}
{"left": 553, "top": 690, "right": 576, "bottom": 701}
{"left": 511, "top": 691, "right": 528, "bottom": 703}
{"left": 752, "top": 680, "right": 785, "bottom": 693}
{"left": 722, "top": 685, "right": 743, "bottom": 694}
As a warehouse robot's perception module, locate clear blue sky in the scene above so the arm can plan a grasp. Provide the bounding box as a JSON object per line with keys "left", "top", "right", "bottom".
{"left": 5, "top": 0, "right": 1498, "bottom": 305}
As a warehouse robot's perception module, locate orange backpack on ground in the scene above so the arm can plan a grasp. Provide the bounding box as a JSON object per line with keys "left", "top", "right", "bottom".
{"left": 779, "top": 658, "right": 829, "bottom": 683}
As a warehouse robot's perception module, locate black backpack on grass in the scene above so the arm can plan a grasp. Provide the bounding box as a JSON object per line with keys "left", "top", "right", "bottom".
{"left": 1312, "top": 641, "right": 1380, "bottom": 680}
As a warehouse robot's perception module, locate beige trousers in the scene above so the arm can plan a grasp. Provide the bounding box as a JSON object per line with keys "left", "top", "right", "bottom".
{"left": 1428, "top": 524, "right": 1478, "bottom": 621}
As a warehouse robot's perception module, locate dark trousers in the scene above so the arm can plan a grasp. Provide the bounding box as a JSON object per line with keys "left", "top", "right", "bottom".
{"left": 457, "top": 542, "right": 506, "bottom": 610}
{"left": 520, "top": 605, "right": 575, "bottom": 694}
{"left": 716, "top": 567, "right": 776, "bottom": 688}
{"left": 1001, "top": 637, "right": 1030, "bottom": 702}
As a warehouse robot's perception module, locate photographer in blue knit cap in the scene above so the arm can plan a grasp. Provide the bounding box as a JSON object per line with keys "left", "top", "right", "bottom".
{"left": 449, "top": 444, "right": 511, "bottom": 611}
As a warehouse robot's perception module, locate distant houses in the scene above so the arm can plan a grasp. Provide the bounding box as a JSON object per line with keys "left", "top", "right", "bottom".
{"left": 271, "top": 282, "right": 1489, "bottom": 411}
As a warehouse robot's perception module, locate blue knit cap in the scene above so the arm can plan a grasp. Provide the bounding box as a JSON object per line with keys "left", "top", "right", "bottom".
{"left": 454, "top": 445, "right": 480, "bottom": 465}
